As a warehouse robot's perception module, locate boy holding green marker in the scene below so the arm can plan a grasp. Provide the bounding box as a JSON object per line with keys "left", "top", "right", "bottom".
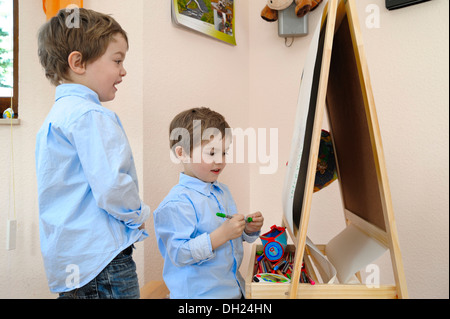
{"left": 153, "top": 107, "right": 264, "bottom": 299}
{"left": 216, "top": 212, "right": 253, "bottom": 223}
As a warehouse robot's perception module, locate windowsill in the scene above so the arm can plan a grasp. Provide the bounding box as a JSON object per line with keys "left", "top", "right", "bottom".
{"left": 0, "top": 118, "right": 20, "bottom": 125}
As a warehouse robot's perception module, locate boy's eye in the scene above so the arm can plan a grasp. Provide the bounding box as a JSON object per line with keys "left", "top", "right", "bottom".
{"left": 115, "top": 60, "right": 122, "bottom": 65}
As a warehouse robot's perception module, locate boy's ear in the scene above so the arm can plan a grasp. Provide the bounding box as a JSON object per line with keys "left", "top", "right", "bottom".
{"left": 175, "top": 146, "right": 188, "bottom": 162}
{"left": 68, "top": 51, "right": 86, "bottom": 75}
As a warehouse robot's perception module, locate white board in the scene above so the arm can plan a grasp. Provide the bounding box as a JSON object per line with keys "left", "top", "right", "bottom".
{"left": 282, "top": 15, "right": 325, "bottom": 233}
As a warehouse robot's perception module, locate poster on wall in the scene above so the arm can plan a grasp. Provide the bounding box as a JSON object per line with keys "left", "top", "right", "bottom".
{"left": 171, "top": 0, "right": 236, "bottom": 45}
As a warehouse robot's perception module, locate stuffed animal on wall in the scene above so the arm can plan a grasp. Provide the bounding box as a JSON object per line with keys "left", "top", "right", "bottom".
{"left": 261, "top": 0, "right": 323, "bottom": 22}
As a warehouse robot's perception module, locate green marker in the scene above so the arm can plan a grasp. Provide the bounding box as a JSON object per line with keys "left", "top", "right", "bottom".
{"left": 216, "top": 212, "right": 253, "bottom": 223}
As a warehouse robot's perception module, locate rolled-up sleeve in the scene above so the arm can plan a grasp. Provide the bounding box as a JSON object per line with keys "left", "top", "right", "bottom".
{"left": 68, "top": 110, "right": 149, "bottom": 228}
{"left": 189, "top": 232, "right": 214, "bottom": 262}
{"left": 154, "top": 200, "right": 215, "bottom": 267}
{"left": 243, "top": 231, "right": 260, "bottom": 243}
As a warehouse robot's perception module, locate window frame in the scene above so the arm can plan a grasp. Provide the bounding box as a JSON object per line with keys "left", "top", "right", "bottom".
{"left": 0, "top": 0, "right": 18, "bottom": 118}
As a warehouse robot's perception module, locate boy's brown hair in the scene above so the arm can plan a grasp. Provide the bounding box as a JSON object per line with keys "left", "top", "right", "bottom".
{"left": 38, "top": 8, "right": 128, "bottom": 86}
{"left": 170, "top": 107, "right": 230, "bottom": 156}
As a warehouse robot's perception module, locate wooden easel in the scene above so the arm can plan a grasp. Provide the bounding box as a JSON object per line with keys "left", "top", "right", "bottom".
{"left": 282, "top": 0, "right": 408, "bottom": 299}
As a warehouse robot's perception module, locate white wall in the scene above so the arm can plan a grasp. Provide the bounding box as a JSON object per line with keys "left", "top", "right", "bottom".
{"left": 0, "top": 0, "right": 55, "bottom": 299}
{"left": 356, "top": 0, "right": 449, "bottom": 297}
{"left": 0, "top": 0, "right": 448, "bottom": 299}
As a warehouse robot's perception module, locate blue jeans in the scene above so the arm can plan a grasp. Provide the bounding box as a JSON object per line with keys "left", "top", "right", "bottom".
{"left": 58, "top": 246, "right": 140, "bottom": 299}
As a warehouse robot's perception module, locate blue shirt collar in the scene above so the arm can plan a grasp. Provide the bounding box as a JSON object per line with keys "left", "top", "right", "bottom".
{"left": 55, "top": 84, "right": 101, "bottom": 105}
{"left": 179, "top": 173, "right": 223, "bottom": 196}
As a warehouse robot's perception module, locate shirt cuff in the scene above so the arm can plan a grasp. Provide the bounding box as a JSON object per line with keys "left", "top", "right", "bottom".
{"left": 243, "top": 230, "right": 260, "bottom": 243}
{"left": 125, "top": 201, "right": 151, "bottom": 229}
{"left": 137, "top": 229, "right": 149, "bottom": 242}
{"left": 188, "top": 233, "right": 215, "bottom": 264}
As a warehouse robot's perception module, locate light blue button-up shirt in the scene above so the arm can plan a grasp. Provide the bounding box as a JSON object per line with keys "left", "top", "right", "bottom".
{"left": 154, "top": 173, "right": 259, "bottom": 299}
{"left": 35, "top": 84, "right": 149, "bottom": 293}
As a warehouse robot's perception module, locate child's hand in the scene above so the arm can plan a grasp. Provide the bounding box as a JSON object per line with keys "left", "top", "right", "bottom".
{"left": 223, "top": 214, "right": 246, "bottom": 240}
{"left": 210, "top": 214, "right": 245, "bottom": 250}
{"left": 244, "top": 211, "right": 264, "bottom": 234}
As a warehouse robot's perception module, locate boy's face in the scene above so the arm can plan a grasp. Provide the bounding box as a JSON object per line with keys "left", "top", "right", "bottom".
{"left": 83, "top": 33, "right": 128, "bottom": 102}
{"left": 182, "top": 136, "right": 230, "bottom": 183}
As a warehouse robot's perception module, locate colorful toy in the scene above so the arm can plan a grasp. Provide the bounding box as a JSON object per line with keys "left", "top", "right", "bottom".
{"left": 252, "top": 249, "right": 315, "bottom": 284}
{"left": 3, "top": 108, "right": 14, "bottom": 119}
{"left": 253, "top": 273, "right": 290, "bottom": 283}
{"left": 260, "top": 225, "right": 287, "bottom": 262}
{"left": 261, "top": 0, "right": 323, "bottom": 22}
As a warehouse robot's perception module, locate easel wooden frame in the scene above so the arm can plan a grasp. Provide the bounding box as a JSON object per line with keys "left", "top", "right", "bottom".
{"left": 246, "top": 0, "right": 408, "bottom": 299}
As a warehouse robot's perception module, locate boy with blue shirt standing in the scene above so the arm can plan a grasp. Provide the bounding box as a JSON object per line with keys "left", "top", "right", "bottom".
{"left": 36, "top": 8, "right": 149, "bottom": 298}
{"left": 154, "top": 107, "right": 264, "bottom": 299}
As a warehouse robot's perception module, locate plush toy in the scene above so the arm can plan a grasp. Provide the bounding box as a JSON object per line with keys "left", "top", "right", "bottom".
{"left": 261, "top": 0, "right": 323, "bottom": 22}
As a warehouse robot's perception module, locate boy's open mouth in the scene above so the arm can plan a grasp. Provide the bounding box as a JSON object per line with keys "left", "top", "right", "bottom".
{"left": 211, "top": 169, "right": 221, "bottom": 174}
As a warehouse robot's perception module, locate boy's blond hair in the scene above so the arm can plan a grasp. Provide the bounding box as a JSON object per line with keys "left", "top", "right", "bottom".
{"left": 170, "top": 107, "right": 230, "bottom": 156}
{"left": 38, "top": 8, "right": 128, "bottom": 86}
